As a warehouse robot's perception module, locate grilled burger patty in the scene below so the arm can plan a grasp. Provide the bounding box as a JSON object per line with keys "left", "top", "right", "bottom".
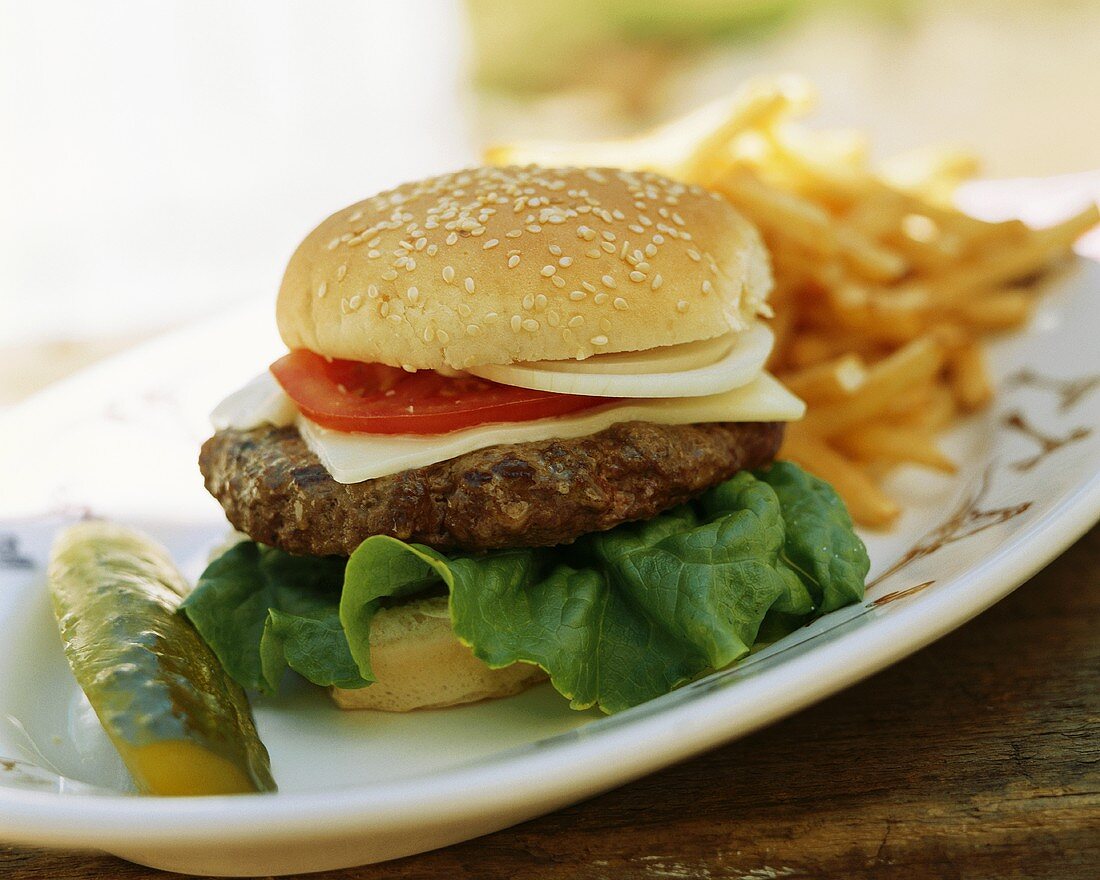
{"left": 200, "top": 420, "right": 784, "bottom": 556}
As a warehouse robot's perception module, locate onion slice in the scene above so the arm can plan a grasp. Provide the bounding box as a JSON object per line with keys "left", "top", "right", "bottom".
{"left": 469, "top": 324, "right": 774, "bottom": 398}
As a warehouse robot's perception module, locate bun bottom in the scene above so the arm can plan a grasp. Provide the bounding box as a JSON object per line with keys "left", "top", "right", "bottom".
{"left": 330, "top": 596, "right": 546, "bottom": 712}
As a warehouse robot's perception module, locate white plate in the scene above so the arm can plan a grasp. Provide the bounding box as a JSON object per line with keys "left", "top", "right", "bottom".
{"left": 0, "top": 183, "right": 1097, "bottom": 877}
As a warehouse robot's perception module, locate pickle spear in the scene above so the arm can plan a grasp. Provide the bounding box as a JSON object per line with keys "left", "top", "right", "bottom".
{"left": 48, "top": 521, "right": 276, "bottom": 795}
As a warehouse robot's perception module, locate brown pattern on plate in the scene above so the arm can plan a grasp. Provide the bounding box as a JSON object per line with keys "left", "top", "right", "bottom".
{"left": 1002, "top": 410, "right": 1093, "bottom": 472}
{"left": 1005, "top": 369, "right": 1100, "bottom": 412}
{"left": 871, "top": 580, "right": 936, "bottom": 607}
{"left": 868, "top": 466, "right": 1032, "bottom": 589}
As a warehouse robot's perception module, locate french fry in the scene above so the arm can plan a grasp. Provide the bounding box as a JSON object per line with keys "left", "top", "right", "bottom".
{"left": 914, "top": 204, "right": 1099, "bottom": 305}
{"left": 779, "top": 354, "right": 867, "bottom": 403}
{"left": 889, "top": 385, "right": 957, "bottom": 432}
{"left": 717, "top": 169, "right": 838, "bottom": 255}
{"left": 781, "top": 428, "right": 901, "bottom": 527}
{"left": 949, "top": 340, "right": 994, "bottom": 411}
{"left": 800, "top": 336, "right": 947, "bottom": 436}
{"left": 952, "top": 291, "right": 1034, "bottom": 331}
{"left": 835, "top": 425, "right": 957, "bottom": 473}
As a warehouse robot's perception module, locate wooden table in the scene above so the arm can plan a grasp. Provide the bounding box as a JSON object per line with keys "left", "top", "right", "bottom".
{"left": 4, "top": 526, "right": 1096, "bottom": 879}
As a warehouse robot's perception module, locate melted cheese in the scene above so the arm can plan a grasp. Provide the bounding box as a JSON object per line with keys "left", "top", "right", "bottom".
{"left": 211, "top": 370, "right": 804, "bottom": 485}
{"left": 211, "top": 372, "right": 298, "bottom": 431}
{"left": 297, "top": 373, "right": 804, "bottom": 484}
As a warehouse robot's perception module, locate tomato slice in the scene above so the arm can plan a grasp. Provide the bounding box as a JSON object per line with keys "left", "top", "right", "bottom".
{"left": 270, "top": 350, "right": 615, "bottom": 435}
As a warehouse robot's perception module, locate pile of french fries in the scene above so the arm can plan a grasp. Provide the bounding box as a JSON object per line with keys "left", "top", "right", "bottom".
{"left": 486, "top": 76, "right": 1099, "bottom": 527}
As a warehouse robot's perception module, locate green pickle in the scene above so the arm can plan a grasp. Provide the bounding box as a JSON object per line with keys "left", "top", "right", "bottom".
{"left": 48, "top": 521, "right": 276, "bottom": 795}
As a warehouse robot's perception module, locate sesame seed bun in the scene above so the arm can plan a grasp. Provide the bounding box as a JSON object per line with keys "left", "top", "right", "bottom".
{"left": 329, "top": 596, "right": 546, "bottom": 712}
{"left": 277, "top": 165, "right": 772, "bottom": 370}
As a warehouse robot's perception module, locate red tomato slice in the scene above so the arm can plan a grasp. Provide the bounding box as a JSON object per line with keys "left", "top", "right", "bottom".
{"left": 270, "top": 350, "right": 614, "bottom": 435}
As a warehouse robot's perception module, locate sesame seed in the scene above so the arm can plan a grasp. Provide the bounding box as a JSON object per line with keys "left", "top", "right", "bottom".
{"left": 535, "top": 293, "right": 548, "bottom": 309}
{"left": 578, "top": 225, "right": 596, "bottom": 241}
{"left": 558, "top": 256, "right": 573, "bottom": 267}
{"left": 601, "top": 275, "right": 616, "bottom": 289}
{"left": 653, "top": 234, "right": 665, "bottom": 244}
{"left": 348, "top": 210, "right": 363, "bottom": 222}
{"left": 466, "top": 324, "right": 480, "bottom": 336}
{"left": 645, "top": 243, "right": 657, "bottom": 257}
{"left": 317, "top": 281, "right": 328, "bottom": 298}
{"left": 415, "top": 237, "right": 427, "bottom": 251}
{"left": 336, "top": 265, "right": 348, "bottom": 282}
{"left": 446, "top": 232, "right": 459, "bottom": 245}
{"left": 367, "top": 249, "right": 381, "bottom": 259}
{"left": 367, "top": 284, "right": 379, "bottom": 298}
{"left": 508, "top": 255, "right": 521, "bottom": 268}
{"left": 594, "top": 292, "right": 609, "bottom": 305}
{"left": 569, "top": 290, "right": 586, "bottom": 301}
{"left": 547, "top": 310, "right": 560, "bottom": 327}
{"left": 541, "top": 265, "right": 556, "bottom": 277}
{"left": 629, "top": 224, "right": 644, "bottom": 234}
{"left": 687, "top": 249, "right": 701, "bottom": 262}
{"left": 506, "top": 229, "right": 522, "bottom": 238}
{"left": 327, "top": 238, "right": 340, "bottom": 251}
{"left": 465, "top": 277, "right": 475, "bottom": 294}
{"left": 672, "top": 212, "right": 686, "bottom": 226}
{"left": 629, "top": 270, "right": 646, "bottom": 283}
{"left": 522, "top": 293, "right": 535, "bottom": 310}
{"left": 702, "top": 280, "right": 713, "bottom": 294}
{"left": 602, "top": 231, "right": 616, "bottom": 242}
{"left": 423, "top": 327, "right": 435, "bottom": 342}
{"left": 426, "top": 244, "right": 438, "bottom": 256}
{"left": 388, "top": 313, "right": 403, "bottom": 324}
{"left": 599, "top": 241, "right": 616, "bottom": 255}
{"left": 590, "top": 335, "right": 609, "bottom": 346}
{"left": 510, "top": 315, "right": 522, "bottom": 332}
{"left": 527, "top": 225, "right": 541, "bottom": 233}
{"left": 651, "top": 274, "right": 663, "bottom": 290}
{"left": 551, "top": 276, "right": 566, "bottom": 288}
{"left": 587, "top": 248, "right": 602, "bottom": 258}
{"left": 437, "top": 329, "right": 450, "bottom": 343}
{"left": 522, "top": 318, "right": 539, "bottom": 332}
{"left": 620, "top": 241, "right": 629, "bottom": 259}
{"left": 568, "top": 315, "right": 585, "bottom": 327}
{"left": 581, "top": 281, "right": 597, "bottom": 293}
{"left": 442, "top": 266, "right": 455, "bottom": 283}
{"left": 599, "top": 317, "right": 612, "bottom": 332}
{"left": 482, "top": 238, "right": 499, "bottom": 249}
{"left": 549, "top": 243, "right": 562, "bottom": 256}
{"left": 407, "top": 286, "right": 419, "bottom": 304}
{"left": 613, "top": 297, "right": 628, "bottom": 310}
{"left": 677, "top": 300, "right": 690, "bottom": 312}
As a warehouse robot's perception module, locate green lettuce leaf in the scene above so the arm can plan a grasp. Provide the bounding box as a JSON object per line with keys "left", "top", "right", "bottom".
{"left": 180, "top": 542, "right": 365, "bottom": 693}
{"left": 182, "top": 463, "right": 869, "bottom": 712}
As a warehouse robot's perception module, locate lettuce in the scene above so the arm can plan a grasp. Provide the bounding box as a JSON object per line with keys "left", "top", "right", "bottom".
{"left": 181, "top": 462, "right": 868, "bottom": 712}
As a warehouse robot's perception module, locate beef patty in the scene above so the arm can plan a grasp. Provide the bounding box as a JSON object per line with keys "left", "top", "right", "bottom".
{"left": 200, "top": 420, "right": 784, "bottom": 556}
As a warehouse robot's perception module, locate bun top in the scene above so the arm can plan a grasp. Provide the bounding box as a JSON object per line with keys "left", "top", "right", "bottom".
{"left": 277, "top": 165, "right": 772, "bottom": 370}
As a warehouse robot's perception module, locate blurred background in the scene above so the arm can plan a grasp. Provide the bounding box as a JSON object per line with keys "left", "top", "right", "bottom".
{"left": 2, "top": 0, "right": 1099, "bottom": 403}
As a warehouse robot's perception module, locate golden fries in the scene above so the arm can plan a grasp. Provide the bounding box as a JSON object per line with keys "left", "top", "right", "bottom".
{"left": 835, "top": 426, "right": 957, "bottom": 474}
{"left": 486, "top": 76, "right": 1099, "bottom": 527}
{"left": 782, "top": 427, "right": 901, "bottom": 527}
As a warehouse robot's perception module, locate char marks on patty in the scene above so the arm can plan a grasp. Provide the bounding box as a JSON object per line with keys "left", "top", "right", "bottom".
{"left": 200, "top": 420, "right": 784, "bottom": 556}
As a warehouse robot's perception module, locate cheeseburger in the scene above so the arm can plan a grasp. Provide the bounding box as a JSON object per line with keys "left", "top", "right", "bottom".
{"left": 185, "top": 165, "right": 868, "bottom": 714}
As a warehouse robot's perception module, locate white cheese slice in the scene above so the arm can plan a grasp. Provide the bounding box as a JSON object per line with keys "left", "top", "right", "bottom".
{"left": 296, "top": 372, "right": 805, "bottom": 484}
{"left": 211, "top": 371, "right": 298, "bottom": 431}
